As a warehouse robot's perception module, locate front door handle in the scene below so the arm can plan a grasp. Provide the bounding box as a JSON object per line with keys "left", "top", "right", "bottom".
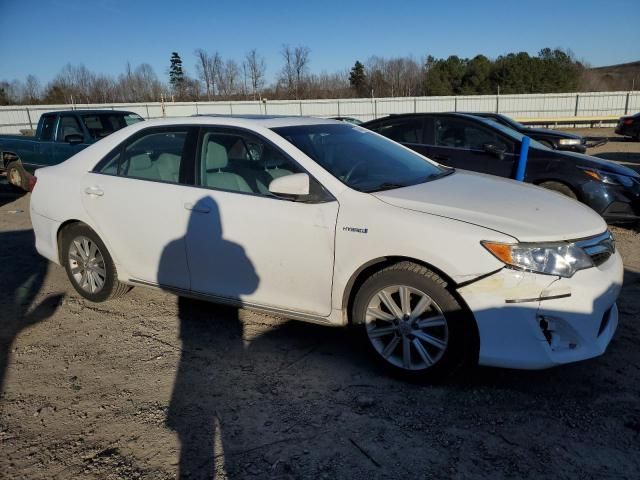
{"left": 84, "top": 186, "right": 104, "bottom": 196}
{"left": 184, "top": 202, "right": 211, "bottom": 214}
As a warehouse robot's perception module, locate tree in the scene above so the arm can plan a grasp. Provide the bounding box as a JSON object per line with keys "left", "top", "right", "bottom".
{"left": 169, "top": 52, "right": 185, "bottom": 98}
{"left": 0, "top": 83, "right": 10, "bottom": 105}
{"left": 244, "top": 49, "right": 266, "bottom": 99}
{"left": 280, "top": 44, "right": 310, "bottom": 99}
{"left": 349, "top": 61, "right": 367, "bottom": 97}
{"left": 23, "top": 75, "right": 41, "bottom": 103}
{"left": 195, "top": 49, "right": 213, "bottom": 100}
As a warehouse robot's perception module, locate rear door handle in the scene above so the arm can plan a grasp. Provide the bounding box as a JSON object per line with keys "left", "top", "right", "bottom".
{"left": 184, "top": 202, "right": 210, "bottom": 214}
{"left": 84, "top": 186, "right": 104, "bottom": 196}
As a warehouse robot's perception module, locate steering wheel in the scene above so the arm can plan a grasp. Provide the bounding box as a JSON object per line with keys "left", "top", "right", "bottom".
{"left": 343, "top": 160, "right": 367, "bottom": 184}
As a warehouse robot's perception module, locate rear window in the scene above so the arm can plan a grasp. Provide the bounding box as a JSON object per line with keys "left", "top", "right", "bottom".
{"left": 81, "top": 113, "right": 144, "bottom": 140}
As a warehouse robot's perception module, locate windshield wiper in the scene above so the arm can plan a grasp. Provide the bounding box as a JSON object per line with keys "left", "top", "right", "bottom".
{"left": 364, "top": 182, "right": 409, "bottom": 193}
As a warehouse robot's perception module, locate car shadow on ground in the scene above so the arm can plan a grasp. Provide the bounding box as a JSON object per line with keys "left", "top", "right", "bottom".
{"left": 0, "top": 229, "right": 64, "bottom": 392}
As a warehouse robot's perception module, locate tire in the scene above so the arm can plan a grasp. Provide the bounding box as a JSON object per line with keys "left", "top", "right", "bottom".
{"left": 60, "top": 223, "right": 130, "bottom": 302}
{"left": 352, "top": 261, "right": 477, "bottom": 382}
{"left": 6, "top": 161, "right": 28, "bottom": 191}
{"left": 538, "top": 180, "right": 577, "bottom": 200}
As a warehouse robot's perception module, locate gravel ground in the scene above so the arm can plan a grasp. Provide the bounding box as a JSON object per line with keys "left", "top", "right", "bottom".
{"left": 1, "top": 130, "right": 640, "bottom": 479}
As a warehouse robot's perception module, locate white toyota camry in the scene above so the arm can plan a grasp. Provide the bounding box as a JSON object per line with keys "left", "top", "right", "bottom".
{"left": 30, "top": 115, "right": 622, "bottom": 380}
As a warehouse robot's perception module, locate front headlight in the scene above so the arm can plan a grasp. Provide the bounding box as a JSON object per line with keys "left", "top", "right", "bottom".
{"left": 580, "top": 168, "right": 637, "bottom": 187}
{"left": 481, "top": 241, "right": 593, "bottom": 277}
{"left": 558, "top": 138, "right": 582, "bottom": 146}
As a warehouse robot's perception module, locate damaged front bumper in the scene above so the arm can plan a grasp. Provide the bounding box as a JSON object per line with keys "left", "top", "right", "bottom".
{"left": 458, "top": 251, "right": 623, "bottom": 369}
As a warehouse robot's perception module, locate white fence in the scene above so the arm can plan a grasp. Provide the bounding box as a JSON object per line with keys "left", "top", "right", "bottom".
{"left": 1, "top": 90, "right": 638, "bottom": 134}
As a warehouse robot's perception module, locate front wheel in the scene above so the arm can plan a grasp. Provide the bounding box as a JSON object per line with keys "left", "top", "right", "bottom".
{"left": 61, "top": 223, "right": 131, "bottom": 302}
{"left": 352, "top": 262, "right": 477, "bottom": 381}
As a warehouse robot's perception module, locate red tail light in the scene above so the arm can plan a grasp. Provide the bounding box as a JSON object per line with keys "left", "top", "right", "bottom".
{"left": 623, "top": 118, "right": 634, "bottom": 125}
{"left": 27, "top": 174, "right": 37, "bottom": 192}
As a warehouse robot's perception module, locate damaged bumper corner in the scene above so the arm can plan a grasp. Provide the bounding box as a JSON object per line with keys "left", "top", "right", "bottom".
{"left": 457, "top": 252, "right": 624, "bottom": 369}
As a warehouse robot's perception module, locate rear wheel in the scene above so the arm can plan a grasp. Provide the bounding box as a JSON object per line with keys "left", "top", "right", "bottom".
{"left": 352, "top": 262, "right": 476, "bottom": 381}
{"left": 6, "top": 161, "right": 27, "bottom": 190}
{"left": 538, "top": 181, "right": 577, "bottom": 200}
{"left": 61, "top": 223, "right": 130, "bottom": 302}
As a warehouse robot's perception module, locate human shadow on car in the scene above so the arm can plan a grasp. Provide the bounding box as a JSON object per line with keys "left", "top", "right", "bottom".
{"left": 0, "top": 229, "right": 63, "bottom": 392}
{"left": 160, "top": 197, "right": 259, "bottom": 479}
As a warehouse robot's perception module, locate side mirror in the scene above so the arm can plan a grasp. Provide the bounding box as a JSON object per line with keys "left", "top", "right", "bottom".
{"left": 483, "top": 143, "right": 506, "bottom": 160}
{"left": 65, "top": 133, "right": 84, "bottom": 145}
{"left": 268, "top": 173, "right": 310, "bottom": 200}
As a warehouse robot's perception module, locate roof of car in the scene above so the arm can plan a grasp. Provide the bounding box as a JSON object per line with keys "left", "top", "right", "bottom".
{"left": 141, "top": 115, "right": 339, "bottom": 129}
{"left": 44, "top": 109, "right": 138, "bottom": 115}
{"left": 362, "top": 112, "right": 484, "bottom": 125}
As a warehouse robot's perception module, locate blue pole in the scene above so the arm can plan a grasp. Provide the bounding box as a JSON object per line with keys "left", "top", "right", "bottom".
{"left": 515, "top": 136, "right": 530, "bottom": 181}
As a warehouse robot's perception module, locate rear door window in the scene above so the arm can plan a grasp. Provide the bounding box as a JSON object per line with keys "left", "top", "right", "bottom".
{"left": 371, "top": 118, "right": 424, "bottom": 143}
{"left": 96, "top": 127, "right": 194, "bottom": 184}
{"left": 435, "top": 117, "right": 509, "bottom": 151}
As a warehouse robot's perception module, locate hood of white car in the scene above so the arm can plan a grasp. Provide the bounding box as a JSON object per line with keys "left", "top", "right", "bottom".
{"left": 372, "top": 170, "right": 607, "bottom": 242}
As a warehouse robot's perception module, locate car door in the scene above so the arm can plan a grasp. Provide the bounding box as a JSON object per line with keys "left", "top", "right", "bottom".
{"left": 81, "top": 126, "right": 198, "bottom": 290}
{"left": 429, "top": 116, "right": 516, "bottom": 176}
{"left": 53, "top": 114, "right": 89, "bottom": 165}
{"left": 181, "top": 126, "right": 339, "bottom": 316}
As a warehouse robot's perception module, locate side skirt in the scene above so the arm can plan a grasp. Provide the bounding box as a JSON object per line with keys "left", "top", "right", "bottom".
{"left": 128, "top": 278, "right": 337, "bottom": 326}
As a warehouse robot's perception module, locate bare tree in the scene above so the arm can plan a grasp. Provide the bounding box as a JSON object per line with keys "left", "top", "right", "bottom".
{"left": 195, "top": 49, "right": 213, "bottom": 100}
{"left": 23, "top": 75, "right": 41, "bottom": 103}
{"left": 293, "top": 46, "right": 311, "bottom": 98}
{"left": 244, "top": 49, "right": 266, "bottom": 100}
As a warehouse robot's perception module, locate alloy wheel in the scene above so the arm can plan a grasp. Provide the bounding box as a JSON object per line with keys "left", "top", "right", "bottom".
{"left": 365, "top": 285, "right": 449, "bottom": 371}
{"left": 68, "top": 235, "right": 107, "bottom": 294}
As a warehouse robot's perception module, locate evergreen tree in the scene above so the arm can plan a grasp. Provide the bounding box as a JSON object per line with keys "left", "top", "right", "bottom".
{"left": 349, "top": 61, "right": 367, "bottom": 97}
{"left": 169, "top": 52, "right": 185, "bottom": 97}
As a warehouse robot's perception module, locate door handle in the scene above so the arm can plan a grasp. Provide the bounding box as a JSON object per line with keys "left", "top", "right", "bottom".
{"left": 184, "top": 202, "right": 211, "bottom": 214}
{"left": 84, "top": 186, "right": 104, "bottom": 196}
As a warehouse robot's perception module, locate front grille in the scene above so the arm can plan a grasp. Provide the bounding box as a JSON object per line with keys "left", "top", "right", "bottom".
{"left": 576, "top": 231, "right": 616, "bottom": 267}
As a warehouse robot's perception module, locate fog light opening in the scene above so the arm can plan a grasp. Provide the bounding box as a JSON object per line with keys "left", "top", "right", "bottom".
{"left": 539, "top": 317, "right": 553, "bottom": 344}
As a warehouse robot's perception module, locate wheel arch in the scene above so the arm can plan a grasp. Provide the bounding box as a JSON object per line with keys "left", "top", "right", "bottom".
{"left": 342, "top": 255, "right": 471, "bottom": 319}
{"left": 533, "top": 178, "right": 581, "bottom": 199}
{"left": 342, "top": 255, "right": 481, "bottom": 367}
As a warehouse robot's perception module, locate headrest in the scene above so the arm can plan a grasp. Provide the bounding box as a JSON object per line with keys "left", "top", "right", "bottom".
{"left": 206, "top": 140, "right": 228, "bottom": 170}
{"left": 263, "top": 149, "right": 286, "bottom": 169}
{"left": 129, "top": 153, "right": 152, "bottom": 170}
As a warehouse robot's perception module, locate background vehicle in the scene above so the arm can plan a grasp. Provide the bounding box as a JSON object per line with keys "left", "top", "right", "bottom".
{"left": 615, "top": 112, "right": 640, "bottom": 140}
{"left": 31, "top": 116, "right": 621, "bottom": 381}
{"left": 466, "top": 112, "right": 587, "bottom": 152}
{"left": 329, "top": 116, "right": 363, "bottom": 125}
{"left": 0, "top": 110, "right": 143, "bottom": 190}
{"left": 363, "top": 113, "right": 640, "bottom": 223}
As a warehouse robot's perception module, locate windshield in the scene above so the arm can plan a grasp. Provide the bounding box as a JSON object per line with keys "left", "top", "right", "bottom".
{"left": 81, "top": 113, "right": 144, "bottom": 140}
{"left": 476, "top": 117, "right": 550, "bottom": 150}
{"left": 272, "top": 123, "right": 450, "bottom": 192}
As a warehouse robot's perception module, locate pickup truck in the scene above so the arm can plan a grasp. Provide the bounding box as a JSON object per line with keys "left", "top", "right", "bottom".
{"left": 0, "top": 109, "right": 143, "bottom": 190}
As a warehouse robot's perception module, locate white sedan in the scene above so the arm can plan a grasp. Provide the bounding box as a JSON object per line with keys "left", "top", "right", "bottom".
{"left": 30, "top": 116, "right": 623, "bottom": 380}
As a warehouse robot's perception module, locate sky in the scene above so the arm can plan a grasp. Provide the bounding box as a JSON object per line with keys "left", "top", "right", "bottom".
{"left": 1, "top": 0, "right": 639, "bottom": 85}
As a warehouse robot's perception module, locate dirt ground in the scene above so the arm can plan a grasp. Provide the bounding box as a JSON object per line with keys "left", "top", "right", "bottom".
{"left": 1, "top": 128, "right": 640, "bottom": 479}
